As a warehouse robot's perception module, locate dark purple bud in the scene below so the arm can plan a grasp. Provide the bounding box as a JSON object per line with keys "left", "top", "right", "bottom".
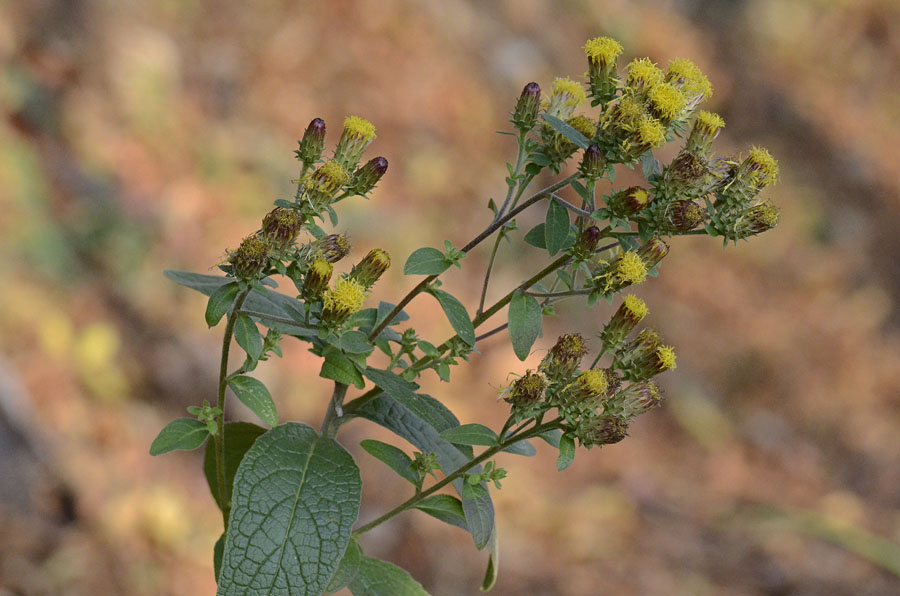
{"left": 512, "top": 82, "right": 541, "bottom": 131}
{"left": 579, "top": 144, "right": 604, "bottom": 181}
{"left": 574, "top": 225, "right": 602, "bottom": 259}
{"left": 296, "top": 118, "right": 326, "bottom": 165}
{"left": 348, "top": 156, "right": 389, "bottom": 195}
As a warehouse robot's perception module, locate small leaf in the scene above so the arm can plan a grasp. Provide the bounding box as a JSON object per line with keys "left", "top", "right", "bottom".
{"left": 557, "top": 433, "right": 576, "bottom": 471}
{"left": 461, "top": 482, "right": 495, "bottom": 550}
{"left": 641, "top": 151, "right": 661, "bottom": 177}
{"left": 501, "top": 439, "right": 537, "bottom": 456}
{"left": 149, "top": 418, "right": 208, "bottom": 455}
{"left": 544, "top": 198, "right": 570, "bottom": 256}
{"left": 542, "top": 114, "right": 590, "bottom": 149}
{"left": 341, "top": 330, "right": 374, "bottom": 354}
{"left": 217, "top": 423, "right": 361, "bottom": 596}
{"left": 431, "top": 289, "right": 475, "bottom": 346}
{"left": 524, "top": 223, "right": 547, "bottom": 249}
{"left": 414, "top": 494, "right": 468, "bottom": 531}
{"left": 538, "top": 429, "right": 562, "bottom": 448}
{"left": 347, "top": 556, "right": 428, "bottom": 596}
{"left": 440, "top": 423, "right": 499, "bottom": 446}
{"left": 321, "top": 348, "right": 366, "bottom": 389}
{"left": 508, "top": 290, "right": 542, "bottom": 361}
{"left": 234, "top": 314, "right": 263, "bottom": 361}
{"left": 203, "top": 421, "right": 266, "bottom": 511}
{"left": 325, "top": 539, "right": 362, "bottom": 593}
{"left": 360, "top": 439, "right": 418, "bottom": 485}
{"left": 481, "top": 527, "right": 499, "bottom": 591}
{"left": 403, "top": 247, "right": 449, "bottom": 275}
{"left": 205, "top": 282, "right": 239, "bottom": 327}
{"left": 375, "top": 301, "right": 410, "bottom": 329}
{"left": 226, "top": 376, "right": 278, "bottom": 427}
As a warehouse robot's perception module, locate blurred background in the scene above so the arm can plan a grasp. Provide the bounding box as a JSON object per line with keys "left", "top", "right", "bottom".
{"left": 2, "top": 0, "right": 900, "bottom": 594}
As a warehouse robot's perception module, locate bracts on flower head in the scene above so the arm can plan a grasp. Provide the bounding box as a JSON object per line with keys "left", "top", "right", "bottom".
{"left": 296, "top": 118, "right": 326, "bottom": 166}
{"left": 686, "top": 111, "right": 724, "bottom": 156}
{"left": 302, "top": 258, "right": 332, "bottom": 300}
{"left": 576, "top": 415, "right": 629, "bottom": 447}
{"left": 229, "top": 234, "right": 271, "bottom": 280}
{"left": 544, "top": 77, "right": 587, "bottom": 121}
{"left": 662, "top": 151, "right": 710, "bottom": 199}
{"left": 334, "top": 116, "right": 376, "bottom": 170}
{"left": 262, "top": 207, "right": 303, "bottom": 252}
{"left": 594, "top": 250, "right": 648, "bottom": 295}
{"left": 540, "top": 333, "right": 588, "bottom": 382}
{"left": 573, "top": 226, "right": 602, "bottom": 260}
{"left": 733, "top": 201, "right": 779, "bottom": 239}
{"left": 664, "top": 200, "right": 705, "bottom": 233}
{"left": 607, "top": 186, "right": 650, "bottom": 218}
{"left": 579, "top": 144, "right": 604, "bottom": 182}
{"left": 512, "top": 82, "right": 541, "bottom": 132}
{"left": 617, "top": 381, "right": 664, "bottom": 418}
{"left": 303, "top": 161, "right": 350, "bottom": 211}
{"left": 348, "top": 157, "right": 388, "bottom": 196}
{"left": 350, "top": 248, "right": 391, "bottom": 288}
{"left": 601, "top": 294, "right": 649, "bottom": 352}
{"left": 314, "top": 233, "right": 351, "bottom": 263}
{"left": 636, "top": 237, "right": 669, "bottom": 269}
{"left": 505, "top": 370, "right": 547, "bottom": 408}
{"left": 584, "top": 36, "right": 623, "bottom": 104}
{"left": 560, "top": 369, "right": 612, "bottom": 413}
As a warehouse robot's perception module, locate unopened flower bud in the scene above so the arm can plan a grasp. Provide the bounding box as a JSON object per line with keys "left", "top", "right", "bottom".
{"left": 322, "top": 277, "right": 367, "bottom": 325}
{"left": 505, "top": 370, "right": 547, "bottom": 408}
{"left": 545, "top": 77, "right": 587, "bottom": 120}
{"left": 579, "top": 144, "right": 604, "bottom": 181}
{"left": 738, "top": 146, "right": 779, "bottom": 189}
{"left": 302, "top": 258, "right": 332, "bottom": 300}
{"left": 664, "top": 151, "right": 709, "bottom": 197}
{"left": 665, "top": 200, "right": 705, "bottom": 233}
{"left": 540, "top": 333, "right": 588, "bottom": 381}
{"left": 348, "top": 156, "right": 388, "bottom": 195}
{"left": 636, "top": 237, "right": 669, "bottom": 269}
{"left": 617, "top": 381, "right": 664, "bottom": 417}
{"left": 303, "top": 160, "right": 351, "bottom": 211}
{"left": 262, "top": 207, "right": 303, "bottom": 252}
{"left": 334, "top": 116, "right": 377, "bottom": 170}
{"left": 350, "top": 248, "right": 391, "bottom": 288}
{"left": 686, "top": 111, "right": 724, "bottom": 155}
{"left": 229, "top": 234, "right": 271, "bottom": 280}
{"left": 577, "top": 415, "right": 628, "bottom": 447}
{"left": 296, "top": 118, "right": 326, "bottom": 165}
{"left": 512, "top": 82, "right": 541, "bottom": 131}
{"left": 626, "top": 344, "right": 677, "bottom": 381}
{"left": 584, "top": 36, "right": 623, "bottom": 104}
{"left": 561, "top": 369, "right": 611, "bottom": 412}
{"left": 573, "top": 226, "right": 602, "bottom": 260}
{"left": 601, "top": 295, "right": 649, "bottom": 350}
{"left": 607, "top": 186, "right": 651, "bottom": 217}
{"left": 315, "top": 233, "right": 351, "bottom": 263}
{"left": 734, "top": 201, "right": 779, "bottom": 239}
{"left": 620, "top": 328, "right": 661, "bottom": 360}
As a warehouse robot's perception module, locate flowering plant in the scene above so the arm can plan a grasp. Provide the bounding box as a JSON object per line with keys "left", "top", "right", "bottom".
{"left": 151, "top": 36, "right": 779, "bottom": 595}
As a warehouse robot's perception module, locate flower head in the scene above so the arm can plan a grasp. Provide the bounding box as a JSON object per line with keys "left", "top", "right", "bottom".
{"left": 295, "top": 118, "right": 326, "bottom": 165}
{"left": 636, "top": 237, "right": 669, "bottom": 269}
{"left": 601, "top": 294, "right": 649, "bottom": 351}
{"left": 647, "top": 82, "right": 686, "bottom": 122}
{"left": 665, "top": 58, "right": 713, "bottom": 100}
{"left": 302, "top": 258, "right": 333, "bottom": 300}
{"left": 686, "top": 110, "right": 725, "bottom": 156}
{"left": 505, "top": 370, "right": 547, "bottom": 408}
{"left": 541, "top": 333, "right": 588, "bottom": 381}
{"left": 348, "top": 156, "right": 389, "bottom": 196}
{"left": 615, "top": 251, "right": 649, "bottom": 285}
{"left": 304, "top": 160, "right": 350, "bottom": 210}
{"left": 577, "top": 415, "right": 629, "bottom": 447}
{"left": 322, "top": 277, "right": 367, "bottom": 325}
{"left": 561, "top": 369, "right": 611, "bottom": 412}
{"left": 742, "top": 146, "right": 779, "bottom": 188}
{"left": 626, "top": 58, "right": 664, "bottom": 92}
{"left": 229, "top": 234, "right": 270, "bottom": 280}
{"left": 608, "top": 186, "right": 651, "bottom": 217}
{"left": 665, "top": 199, "right": 705, "bottom": 233}
{"left": 334, "top": 116, "right": 377, "bottom": 170}
{"left": 584, "top": 36, "right": 624, "bottom": 68}
{"left": 617, "top": 380, "right": 664, "bottom": 417}
{"left": 545, "top": 77, "right": 587, "bottom": 120}
{"left": 584, "top": 37, "right": 623, "bottom": 103}
{"left": 733, "top": 201, "right": 779, "bottom": 239}
{"left": 350, "top": 248, "right": 391, "bottom": 288}
{"left": 636, "top": 115, "right": 666, "bottom": 150}
{"left": 262, "top": 207, "right": 303, "bottom": 252}
{"left": 314, "top": 233, "right": 351, "bottom": 263}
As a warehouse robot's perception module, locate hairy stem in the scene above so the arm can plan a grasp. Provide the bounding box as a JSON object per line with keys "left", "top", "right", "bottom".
{"left": 214, "top": 288, "right": 250, "bottom": 530}
{"left": 320, "top": 382, "right": 349, "bottom": 439}
{"left": 353, "top": 419, "right": 562, "bottom": 536}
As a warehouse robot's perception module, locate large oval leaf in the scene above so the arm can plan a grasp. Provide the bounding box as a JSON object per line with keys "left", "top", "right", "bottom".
{"left": 217, "top": 423, "right": 362, "bottom": 596}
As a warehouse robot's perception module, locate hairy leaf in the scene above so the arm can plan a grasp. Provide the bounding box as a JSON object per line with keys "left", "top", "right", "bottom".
{"left": 557, "top": 433, "right": 576, "bottom": 471}
{"left": 440, "top": 424, "right": 499, "bottom": 447}
{"left": 203, "top": 421, "right": 266, "bottom": 511}
{"left": 431, "top": 289, "right": 475, "bottom": 346}
{"left": 324, "top": 539, "right": 362, "bottom": 594}
{"left": 542, "top": 114, "right": 590, "bottom": 149}
{"left": 359, "top": 439, "right": 418, "bottom": 485}
{"left": 321, "top": 349, "right": 365, "bottom": 389}
{"left": 544, "top": 198, "right": 570, "bottom": 256}
{"left": 501, "top": 438, "right": 537, "bottom": 456}
{"left": 414, "top": 494, "right": 468, "bottom": 531}
{"left": 508, "top": 290, "right": 542, "bottom": 361}
{"left": 217, "top": 423, "right": 362, "bottom": 596}
{"left": 403, "top": 247, "right": 449, "bottom": 275}
{"left": 206, "top": 282, "right": 240, "bottom": 327}
{"left": 234, "top": 314, "right": 263, "bottom": 361}
{"left": 226, "top": 375, "right": 278, "bottom": 427}
{"left": 149, "top": 418, "right": 208, "bottom": 455}
{"left": 347, "top": 556, "right": 428, "bottom": 596}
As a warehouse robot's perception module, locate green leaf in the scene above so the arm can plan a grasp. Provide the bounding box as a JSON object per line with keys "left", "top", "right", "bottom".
{"left": 347, "top": 556, "right": 428, "bottom": 596}
{"left": 523, "top": 223, "right": 547, "bottom": 249}
{"left": 205, "top": 282, "right": 240, "bottom": 327}
{"left": 226, "top": 375, "right": 278, "bottom": 427}
{"left": 149, "top": 418, "right": 209, "bottom": 455}
{"left": 508, "top": 290, "right": 542, "bottom": 361}
{"left": 214, "top": 533, "right": 225, "bottom": 583}
{"left": 557, "top": 433, "right": 576, "bottom": 471}
{"left": 440, "top": 424, "right": 499, "bottom": 447}
{"left": 431, "top": 289, "right": 475, "bottom": 346}
{"left": 403, "top": 247, "right": 449, "bottom": 275}
{"left": 481, "top": 527, "right": 499, "bottom": 591}
{"left": 341, "top": 330, "right": 374, "bottom": 354}
{"left": 361, "top": 369, "right": 461, "bottom": 435}
{"left": 359, "top": 439, "right": 418, "bottom": 485}
{"left": 375, "top": 301, "right": 410, "bottom": 329}
{"left": 325, "top": 539, "right": 362, "bottom": 593}
{"left": 414, "top": 494, "right": 468, "bottom": 531}
{"left": 321, "top": 348, "right": 366, "bottom": 388}
{"left": 542, "top": 114, "right": 590, "bottom": 149}
{"left": 218, "top": 423, "right": 362, "bottom": 596}
{"left": 234, "top": 314, "right": 263, "bottom": 361}
{"left": 501, "top": 438, "right": 537, "bottom": 456}
{"left": 202, "top": 421, "right": 266, "bottom": 511}
{"left": 538, "top": 429, "right": 562, "bottom": 448}
{"left": 544, "top": 198, "right": 570, "bottom": 256}
{"left": 461, "top": 482, "right": 495, "bottom": 550}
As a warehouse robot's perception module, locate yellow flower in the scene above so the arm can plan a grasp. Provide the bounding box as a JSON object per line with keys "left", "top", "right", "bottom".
{"left": 322, "top": 277, "right": 367, "bottom": 324}
{"left": 744, "top": 146, "right": 779, "bottom": 187}
{"left": 551, "top": 77, "right": 587, "bottom": 106}
{"left": 636, "top": 115, "right": 666, "bottom": 149}
{"left": 647, "top": 82, "right": 686, "bottom": 121}
{"left": 622, "top": 294, "right": 649, "bottom": 320}
{"left": 665, "top": 58, "right": 713, "bottom": 100}
{"left": 342, "top": 116, "right": 376, "bottom": 141}
{"left": 626, "top": 58, "right": 664, "bottom": 90}
{"left": 655, "top": 346, "right": 677, "bottom": 371}
{"left": 616, "top": 251, "right": 648, "bottom": 285}
{"left": 583, "top": 36, "right": 623, "bottom": 67}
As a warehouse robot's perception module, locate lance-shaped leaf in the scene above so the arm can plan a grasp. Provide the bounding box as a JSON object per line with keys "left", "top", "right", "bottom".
{"left": 414, "top": 494, "right": 468, "bottom": 531}
{"left": 217, "top": 423, "right": 362, "bottom": 596}
{"left": 544, "top": 198, "right": 570, "bottom": 256}
{"left": 431, "top": 289, "right": 476, "bottom": 346}
{"left": 541, "top": 114, "right": 590, "bottom": 149}
{"left": 359, "top": 439, "right": 418, "bottom": 485}
{"left": 508, "top": 290, "right": 542, "bottom": 361}
{"left": 347, "top": 556, "right": 429, "bottom": 596}
{"left": 206, "top": 282, "right": 240, "bottom": 327}
{"left": 557, "top": 433, "right": 576, "bottom": 471}
{"left": 226, "top": 375, "right": 278, "bottom": 427}
{"left": 440, "top": 423, "right": 499, "bottom": 447}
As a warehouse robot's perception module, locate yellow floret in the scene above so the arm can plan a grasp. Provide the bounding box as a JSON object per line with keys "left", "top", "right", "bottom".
{"left": 648, "top": 82, "right": 687, "bottom": 120}
{"left": 637, "top": 115, "right": 666, "bottom": 148}
{"left": 323, "top": 277, "right": 366, "bottom": 315}
{"left": 567, "top": 114, "right": 597, "bottom": 138}
{"left": 309, "top": 258, "right": 333, "bottom": 279}
{"left": 626, "top": 187, "right": 650, "bottom": 207}
{"left": 696, "top": 110, "right": 725, "bottom": 132}
{"left": 551, "top": 77, "right": 588, "bottom": 107}
{"left": 746, "top": 146, "right": 779, "bottom": 186}
{"left": 616, "top": 251, "right": 648, "bottom": 285}
{"left": 753, "top": 202, "right": 779, "bottom": 227}
{"left": 584, "top": 36, "right": 624, "bottom": 65}
{"left": 656, "top": 346, "right": 677, "bottom": 370}
{"left": 622, "top": 294, "right": 649, "bottom": 320}
{"left": 343, "top": 116, "right": 376, "bottom": 141}
{"left": 575, "top": 369, "right": 609, "bottom": 396}
{"left": 315, "top": 160, "right": 351, "bottom": 190}
{"left": 666, "top": 58, "right": 713, "bottom": 100}
{"left": 626, "top": 58, "right": 664, "bottom": 89}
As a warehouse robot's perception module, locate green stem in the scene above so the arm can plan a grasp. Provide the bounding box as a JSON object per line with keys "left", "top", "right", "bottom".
{"left": 320, "top": 382, "right": 349, "bottom": 439}
{"left": 353, "top": 419, "right": 562, "bottom": 536}
{"left": 214, "top": 288, "right": 250, "bottom": 530}
{"left": 524, "top": 289, "right": 591, "bottom": 298}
